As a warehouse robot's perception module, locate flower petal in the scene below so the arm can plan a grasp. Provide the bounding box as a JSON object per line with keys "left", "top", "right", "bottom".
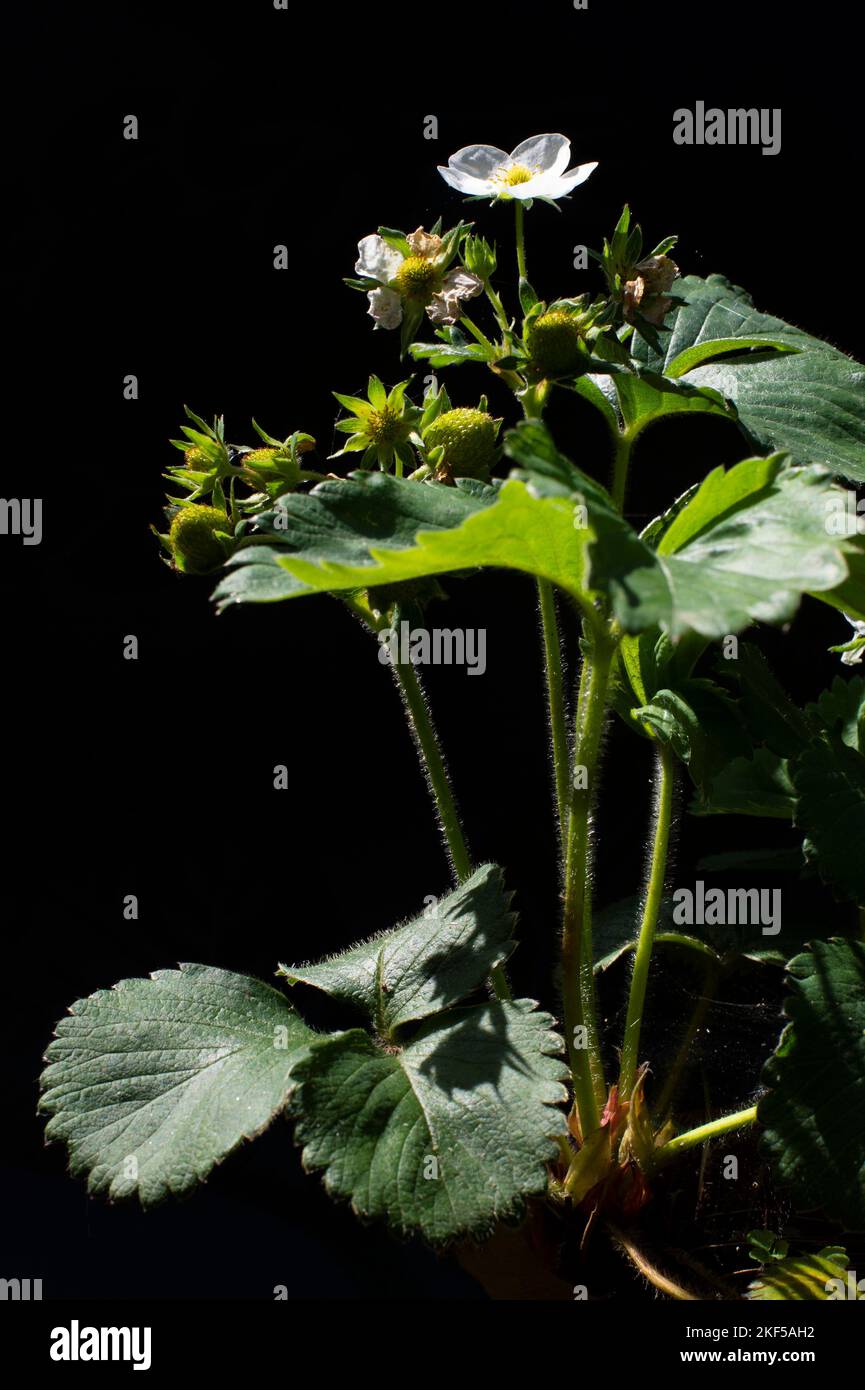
{"left": 366, "top": 287, "right": 403, "bottom": 329}
{"left": 427, "top": 269, "right": 483, "bottom": 324}
{"left": 508, "top": 134, "right": 571, "bottom": 177}
{"left": 356, "top": 235, "right": 403, "bottom": 284}
{"left": 446, "top": 143, "right": 510, "bottom": 180}
{"left": 406, "top": 227, "right": 442, "bottom": 258}
{"left": 438, "top": 165, "right": 494, "bottom": 195}
{"left": 441, "top": 267, "right": 484, "bottom": 299}
{"left": 533, "top": 161, "right": 599, "bottom": 198}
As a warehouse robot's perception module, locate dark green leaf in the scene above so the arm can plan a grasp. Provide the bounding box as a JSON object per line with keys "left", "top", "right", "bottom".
{"left": 289, "top": 999, "right": 568, "bottom": 1245}
{"left": 38, "top": 965, "right": 315, "bottom": 1205}
{"left": 759, "top": 939, "right": 865, "bottom": 1228}
{"left": 632, "top": 275, "right": 865, "bottom": 480}
{"left": 278, "top": 863, "right": 514, "bottom": 1035}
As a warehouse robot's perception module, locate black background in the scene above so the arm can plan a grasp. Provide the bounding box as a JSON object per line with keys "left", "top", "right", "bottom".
{"left": 3, "top": 0, "right": 863, "bottom": 1310}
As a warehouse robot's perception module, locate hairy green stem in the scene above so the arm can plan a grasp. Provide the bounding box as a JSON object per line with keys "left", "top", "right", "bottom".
{"left": 618, "top": 742, "right": 675, "bottom": 1100}
{"left": 562, "top": 633, "right": 614, "bottom": 1133}
{"left": 651, "top": 1106, "right": 758, "bottom": 1168}
{"left": 392, "top": 654, "right": 511, "bottom": 1001}
{"left": 343, "top": 594, "right": 510, "bottom": 1001}
{"left": 611, "top": 430, "right": 634, "bottom": 513}
{"left": 514, "top": 201, "right": 527, "bottom": 281}
{"left": 484, "top": 282, "right": 510, "bottom": 339}
{"left": 537, "top": 580, "right": 569, "bottom": 852}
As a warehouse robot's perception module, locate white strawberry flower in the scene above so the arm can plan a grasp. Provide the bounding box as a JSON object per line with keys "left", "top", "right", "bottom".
{"left": 354, "top": 227, "right": 482, "bottom": 330}
{"left": 840, "top": 613, "right": 865, "bottom": 665}
{"left": 437, "top": 134, "right": 597, "bottom": 203}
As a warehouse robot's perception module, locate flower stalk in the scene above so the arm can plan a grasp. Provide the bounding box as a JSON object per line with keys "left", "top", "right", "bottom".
{"left": 618, "top": 742, "right": 675, "bottom": 1101}
{"left": 561, "top": 630, "right": 615, "bottom": 1132}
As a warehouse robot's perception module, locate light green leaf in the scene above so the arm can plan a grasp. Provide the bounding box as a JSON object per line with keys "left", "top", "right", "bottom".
{"left": 747, "top": 1236, "right": 859, "bottom": 1300}
{"left": 602, "top": 457, "right": 851, "bottom": 639}
{"left": 759, "top": 939, "right": 865, "bottom": 1228}
{"left": 38, "top": 964, "right": 315, "bottom": 1206}
{"left": 608, "top": 368, "right": 736, "bottom": 432}
{"left": 289, "top": 999, "right": 568, "bottom": 1245}
{"left": 408, "top": 341, "right": 494, "bottom": 367}
{"left": 632, "top": 275, "right": 865, "bottom": 480}
{"left": 278, "top": 863, "right": 515, "bottom": 1035}
{"left": 214, "top": 469, "right": 596, "bottom": 615}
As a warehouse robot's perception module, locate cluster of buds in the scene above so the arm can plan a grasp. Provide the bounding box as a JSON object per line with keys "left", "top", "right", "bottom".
{"left": 155, "top": 407, "right": 319, "bottom": 575}
{"left": 592, "top": 205, "right": 680, "bottom": 337}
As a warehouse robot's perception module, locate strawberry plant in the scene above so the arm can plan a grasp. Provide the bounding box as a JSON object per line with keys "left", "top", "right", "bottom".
{"left": 39, "top": 133, "right": 865, "bottom": 1300}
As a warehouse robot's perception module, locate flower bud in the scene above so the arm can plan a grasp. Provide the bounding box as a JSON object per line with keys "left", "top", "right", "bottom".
{"left": 168, "top": 504, "right": 234, "bottom": 575}
{"left": 463, "top": 234, "right": 497, "bottom": 281}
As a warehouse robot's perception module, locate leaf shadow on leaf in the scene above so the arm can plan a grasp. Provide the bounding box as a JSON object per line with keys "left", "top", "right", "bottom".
{"left": 412, "top": 1001, "right": 537, "bottom": 1096}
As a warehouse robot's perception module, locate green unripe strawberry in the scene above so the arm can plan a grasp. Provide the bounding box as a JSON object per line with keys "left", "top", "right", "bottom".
{"left": 424, "top": 408, "right": 498, "bottom": 480}
{"left": 168, "top": 504, "right": 233, "bottom": 575}
{"left": 525, "top": 309, "right": 587, "bottom": 376}
{"left": 242, "top": 447, "right": 280, "bottom": 471}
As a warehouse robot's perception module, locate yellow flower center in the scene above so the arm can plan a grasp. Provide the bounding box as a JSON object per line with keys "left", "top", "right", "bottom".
{"left": 367, "top": 406, "right": 403, "bottom": 445}
{"left": 393, "top": 255, "right": 441, "bottom": 303}
{"left": 502, "top": 163, "right": 533, "bottom": 186}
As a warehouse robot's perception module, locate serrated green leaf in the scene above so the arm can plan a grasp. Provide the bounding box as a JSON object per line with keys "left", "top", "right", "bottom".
{"left": 747, "top": 1240, "right": 859, "bottom": 1300}
{"left": 632, "top": 275, "right": 865, "bottom": 480}
{"left": 38, "top": 964, "right": 315, "bottom": 1206}
{"left": 792, "top": 735, "right": 865, "bottom": 903}
{"left": 759, "top": 939, "right": 865, "bottom": 1228}
{"left": 608, "top": 368, "right": 736, "bottom": 432}
{"left": 278, "top": 863, "right": 514, "bottom": 1035}
{"left": 603, "top": 457, "right": 851, "bottom": 639}
{"left": 213, "top": 469, "right": 595, "bottom": 615}
{"left": 408, "top": 341, "right": 495, "bottom": 367}
{"left": 289, "top": 999, "right": 568, "bottom": 1245}
{"left": 694, "top": 746, "right": 796, "bottom": 818}
{"left": 806, "top": 675, "right": 865, "bottom": 750}
{"left": 727, "top": 643, "right": 813, "bottom": 757}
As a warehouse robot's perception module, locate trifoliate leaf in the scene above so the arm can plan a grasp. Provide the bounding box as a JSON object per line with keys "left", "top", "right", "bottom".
{"left": 278, "top": 863, "right": 515, "bottom": 1036}
{"left": 289, "top": 999, "right": 568, "bottom": 1245}
{"left": 39, "top": 964, "right": 315, "bottom": 1205}
{"left": 509, "top": 426, "right": 852, "bottom": 639}
{"left": 631, "top": 275, "right": 865, "bottom": 481}
{"left": 759, "top": 939, "right": 865, "bottom": 1228}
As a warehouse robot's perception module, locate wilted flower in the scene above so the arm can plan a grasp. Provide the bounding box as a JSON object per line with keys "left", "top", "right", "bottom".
{"left": 353, "top": 226, "right": 482, "bottom": 331}
{"left": 438, "top": 134, "right": 597, "bottom": 203}
{"left": 622, "top": 255, "right": 680, "bottom": 327}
